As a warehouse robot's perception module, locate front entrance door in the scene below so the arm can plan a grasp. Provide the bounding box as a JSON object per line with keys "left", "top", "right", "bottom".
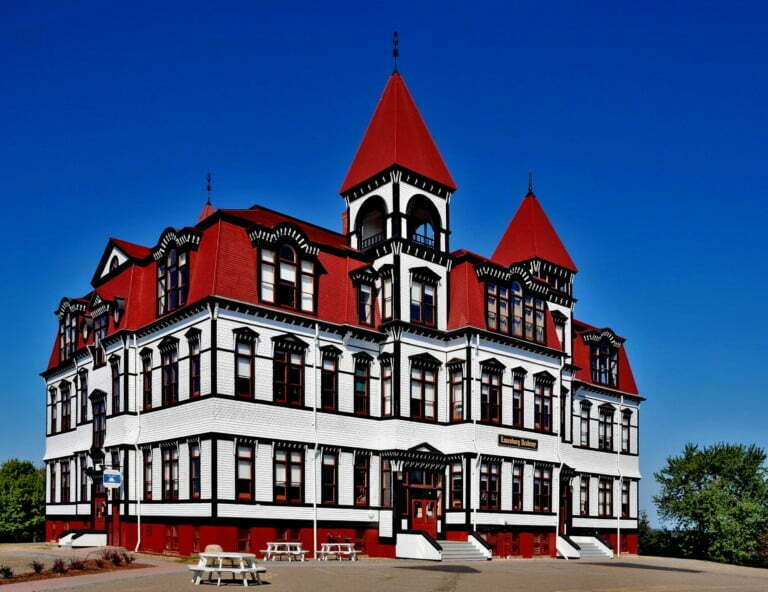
{"left": 93, "top": 494, "right": 107, "bottom": 531}
{"left": 411, "top": 498, "right": 438, "bottom": 539}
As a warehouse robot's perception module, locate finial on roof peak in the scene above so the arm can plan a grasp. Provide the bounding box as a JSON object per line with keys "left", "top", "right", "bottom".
{"left": 526, "top": 171, "right": 535, "bottom": 197}
{"left": 206, "top": 172, "right": 212, "bottom": 205}
{"left": 392, "top": 32, "right": 399, "bottom": 73}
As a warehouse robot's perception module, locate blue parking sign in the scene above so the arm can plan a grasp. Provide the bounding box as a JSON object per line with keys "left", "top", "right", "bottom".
{"left": 103, "top": 470, "right": 122, "bottom": 489}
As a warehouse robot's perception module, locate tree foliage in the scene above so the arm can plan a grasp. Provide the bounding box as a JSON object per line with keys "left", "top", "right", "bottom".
{"left": 0, "top": 459, "right": 45, "bottom": 542}
{"left": 654, "top": 443, "right": 768, "bottom": 565}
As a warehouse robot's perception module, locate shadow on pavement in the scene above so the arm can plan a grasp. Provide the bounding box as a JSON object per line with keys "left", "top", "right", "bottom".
{"left": 593, "top": 562, "right": 702, "bottom": 574}
{"left": 394, "top": 564, "right": 481, "bottom": 573}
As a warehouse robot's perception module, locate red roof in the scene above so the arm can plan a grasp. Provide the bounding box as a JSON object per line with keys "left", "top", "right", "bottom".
{"left": 197, "top": 202, "right": 216, "bottom": 223}
{"left": 111, "top": 238, "right": 151, "bottom": 260}
{"left": 340, "top": 72, "right": 456, "bottom": 193}
{"left": 492, "top": 193, "right": 578, "bottom": 272}
{"left": 571, "top": 320, "right": 639, "bottom": 395}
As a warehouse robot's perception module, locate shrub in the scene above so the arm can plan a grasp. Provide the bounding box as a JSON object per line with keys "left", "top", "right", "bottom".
{"left": 30, "top": 560, "right": 44, "bottom": 574}
{"left": 69, "top": 558, "right": 86, "bottom": 570}
{"left": 94, "top": 558, "right": 104, "bottom": 569}
{"left": 122, "top": 552, "right": 135, "bottom": 564}
{"left": 0, "top": 566, "right": 13, "bottom": 579}
{"left": 51, "top": 558, "right": 68, "bottom": 574}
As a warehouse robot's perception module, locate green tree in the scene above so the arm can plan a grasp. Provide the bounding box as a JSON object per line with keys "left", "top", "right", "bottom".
{"left": 0, "top": 459, "right": 45, "bottom": 542}
{"left": 654, "top": 443, "right": 768, "bottom": 565}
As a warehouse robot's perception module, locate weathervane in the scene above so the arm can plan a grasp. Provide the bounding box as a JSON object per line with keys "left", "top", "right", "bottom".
{"left": 206, "top": 172, "right": 212, "bottom": 205}
{"left": 392, "top": 32, "right": 399, "bottom": 73}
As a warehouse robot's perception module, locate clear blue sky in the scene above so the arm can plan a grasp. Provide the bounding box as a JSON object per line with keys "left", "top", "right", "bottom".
{"left": 2, "top": 1, "right": 766, "bottom": 526}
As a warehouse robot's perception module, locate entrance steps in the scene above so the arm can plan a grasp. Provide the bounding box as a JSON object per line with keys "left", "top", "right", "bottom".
{"left": 569, "top": 536, "right": 613, "bottom": 559}
{"left": 439, "top": 540, "right": 490, "bottom": 561}
{"left": 58, "top": 530, "right": 107, "bottom": 548}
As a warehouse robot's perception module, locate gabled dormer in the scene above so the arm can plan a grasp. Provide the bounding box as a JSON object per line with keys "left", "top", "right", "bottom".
{"left": 341, "top": 72, "right": 456, "bottom": 255}
{"left": 92, "top": 238, "right": 150, "bottom": 285}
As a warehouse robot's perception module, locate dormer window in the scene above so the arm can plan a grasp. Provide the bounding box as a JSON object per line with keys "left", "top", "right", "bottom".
{"left": 93, "top": 313, "right": 108, "bottom": 366}
{"left": 485, "top": 281, "right": 546, "bottom": 344}
{"left": 109, "top": 255, "right": 119, "bottom": 273}
{"left": 157, "top": 248, "right": 189, "bottom": 316}
{"left": 260, "top": 245, "right": 315, "bottom": 313}
{"left": 357, "top": 283, "right": 374, "bottom": 325}
{"left": 591, "top": 341, "right": 618, "bottom": 387}
{"left": 59, "top": 312, "right": 77, "bottom": 361}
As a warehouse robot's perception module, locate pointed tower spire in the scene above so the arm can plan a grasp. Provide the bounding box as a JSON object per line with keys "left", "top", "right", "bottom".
{"left": 197, "top": 172, "right": 216, "bottom": 222}
{"left": 492, "top": 190, "right": 577, "bottom": 272}
{"left": 340, "top": 72, "right": 456, "bottom": 194}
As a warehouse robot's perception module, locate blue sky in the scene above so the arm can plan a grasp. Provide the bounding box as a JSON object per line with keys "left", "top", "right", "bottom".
{"left": 2, "top": 1, "right": 766, "bottom": 525}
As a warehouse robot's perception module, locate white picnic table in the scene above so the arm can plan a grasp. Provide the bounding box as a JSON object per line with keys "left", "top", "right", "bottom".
{"left": 190, "top": 551, "right": 265, "bottom": 586}
{"left": 317, "top": 542, "right": 359, "bottom": 561}
{"left": 260, "top": 541, "right": 308, "bottom": 561}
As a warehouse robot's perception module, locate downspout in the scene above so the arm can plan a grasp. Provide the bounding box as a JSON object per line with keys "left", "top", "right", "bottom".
{"left": 616, "top": 394, "right": 624, "bottom": 558}
{"left": 312, "top": 323, "right": 320, "bottom": 560}
{"left": 133, "top": 333, "right": 142, "bottom": 553}
{"left": 554, "top": 365, "right": 566, "bottom": 559}
{"left": 472, "top": 334, "right": 480, "bottom": 531}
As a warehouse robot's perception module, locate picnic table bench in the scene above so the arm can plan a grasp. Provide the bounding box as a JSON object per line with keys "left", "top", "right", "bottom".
{"left": 317, "top": 542, "right": 359, "bottom": 561}
{"left": 190, "top": 552, "right": 265, "bottom": 586}
{"left": 260, "top": 541, "right": 308, "bottom": 561}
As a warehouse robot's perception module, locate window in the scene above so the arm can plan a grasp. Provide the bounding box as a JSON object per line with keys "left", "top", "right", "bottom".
{"left": 353, "top": 361, "right": 370, "bottom": 415}
{"left": 157, "top": 248, "right": 189, "bottom": 315}
{"left": 555, "top": 320, "right": 566, "bottom": 350}
{"left": 235, "top": 339, "right": 254, "bottom": 398}
{"left": 142, "top": 354, "right": 152, "bottom": 410}
{"left": 162, "top": 447, "right": 179, "bottom": 500}
{"left": 450, "top": 462, "right": 463, "bottom": 509}
{"left": 354, "top": 456, "right": 369, "bottom": 506}
{"left": 512, "top": 372, "right": 524, "bottom": 427}
{"left": 161, "top": 349, "right": 179, "bottom": 405}
{"left": 512, "top": 463, "right": 523, "bottom": 511}
{"left": 274, "top": 448, "right": 303, "bottom": 503}
{"left": 143, "top": 451, "right": 152, "bottom": 500}
{"left": 449, "top": 366, "right": 463, "bottom": 421}
{"left": 598, "top": 478, "right": 613, "bottom": 517}
{"left": 486, "top": 281, "right": 546, "bottom": 343}
{"left": 109, "top": 255, "right": 119, "bottom": 272}
{"left": 60, "top": 461, "right": 70, "bottom": 503}
{"left": 410, "top": 366, "right": 436, "bottom": 421}
{"left": 357, "top": 284, "right": 374, "bottom": 325}
{"left": 93, "top": 313, "right": 108, "bottom": 366}
{"left": 49, "top": 389, "right": 57, "bottom": 434}
{"left": 534, "top": 380, "right": 553, "bottom": 433}
{"left": 480, "top": 370, "right": 501, "bottom": 424}
{"left": 61, "top": 383, "right": 71, "bottom": 431}
{"left": 236, "top": 444, "right": 254, "bottom": 501}
{"left": 621, "top": 479, "right": 630, "bottom": 518}
{"left": 320, "top": 356, "right": 337, "bottom": 410}
{"left": 381, "top": 276, "right": 393, "bottom": 320}
{"left": 77, "top": 371, "right": 88, "bottom": 422}
{"left": 189, "top": 442, "right": 201, "bottom": 499}
{"left": 110, "top": 359, "right": 120, "bottom": 414}
{"left": 599, "top": 407, "right": 614, "bottom": 451}
{"left": 381, "top": 363, "right": 392, "bottom": 417}
{"left": 591, "top": 341, "right": 618, "bottom": 387}
{"left": 189, "top": 339, "right": 201, "bottom": 398}
{"left": 49, "top": 464, "right": 56, "bottom": 502}
{"left": 59, "top": 312, "right": 77, "bottom": 361}
{"left": 274, "top": 348, "right": 304, "bottom": 406}
{"left": 80, "top": 458, "right": 88, "bottom": 502}
{"left": 410, "top": 280, "right": 436, "bottom": 326}
{"left": 580, "top": 402, "right": 591, "bottom": 447}
{"left": 621, "top": 410, "right": 631, "bottom": 453}
{"left": 260, "top": 246, "right": 315, "bottom": 313}
{"left": 580, "top": 476, "right": 590, "bottom": 516}
{"left": 479, "top": 461, "right": 500, "bottom": 510}
{"left": 533, "top": 466, "right": 551, "bottom": 512}
{"left": 92, "top": 397, "right": 106, "bottom": 449}
{"left": 321, "top": 452, "right": 337, "bottom": 504}
{"left": 381, "top": 459, "right": 392, "bottom": 507}
{"left": 408, "top": 202, "right": 436, "bottom": 248}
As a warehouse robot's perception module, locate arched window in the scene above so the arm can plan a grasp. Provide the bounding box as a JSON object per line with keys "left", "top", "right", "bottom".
{"left": 260, "top": 244, "right": 315, "bottom": 313}
{"left": 407, "top": 198, "right": 440, "bottom": 249}
{"left": 109, "top": 256, "right": 119, "bottom": 273}
{"left": 591, "top": 341, "right": 618, "bottom": 387}
{"left": 486, "top": 280, "right": 546, "bottom": 344}
{"left": 157, "top": 248, "right": 189, "bottom": 315}
{"left": 357, "top": 200, "right": 386, "bottom": 249}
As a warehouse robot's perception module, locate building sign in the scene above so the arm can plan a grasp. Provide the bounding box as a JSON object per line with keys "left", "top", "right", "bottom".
{"left": 498, "top": 434, "right": 538, "bottom": 451}
{"left": 103, "top": 470, "right": 122, "bottom": 489}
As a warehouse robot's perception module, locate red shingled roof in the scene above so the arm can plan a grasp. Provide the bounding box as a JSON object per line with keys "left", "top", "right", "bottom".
{"left": 572, "top": 320, "right": 638, "bottom": 395}
{"left": 492, "top": 193, "right": 577, "bottom": 272}
{"left": 111, "top": 238, "right": 151, "bottom": 260}
{"left": 340, "top": 72, "right": 456, "bottom": 193}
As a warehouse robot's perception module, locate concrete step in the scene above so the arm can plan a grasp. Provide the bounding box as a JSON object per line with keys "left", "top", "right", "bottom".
{"left": 438, "top": 540, "right": 488, "bottom": 561}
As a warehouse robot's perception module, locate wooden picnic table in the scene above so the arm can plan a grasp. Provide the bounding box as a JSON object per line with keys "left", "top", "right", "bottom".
{"left": 260, "top": 541, "right": 308, "bottom": 561}
{"left": 190, "top": 551, "right": 265, "bottom": 586}
{"left": 317, "top": 542, "right": 359, "bottom": 561}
